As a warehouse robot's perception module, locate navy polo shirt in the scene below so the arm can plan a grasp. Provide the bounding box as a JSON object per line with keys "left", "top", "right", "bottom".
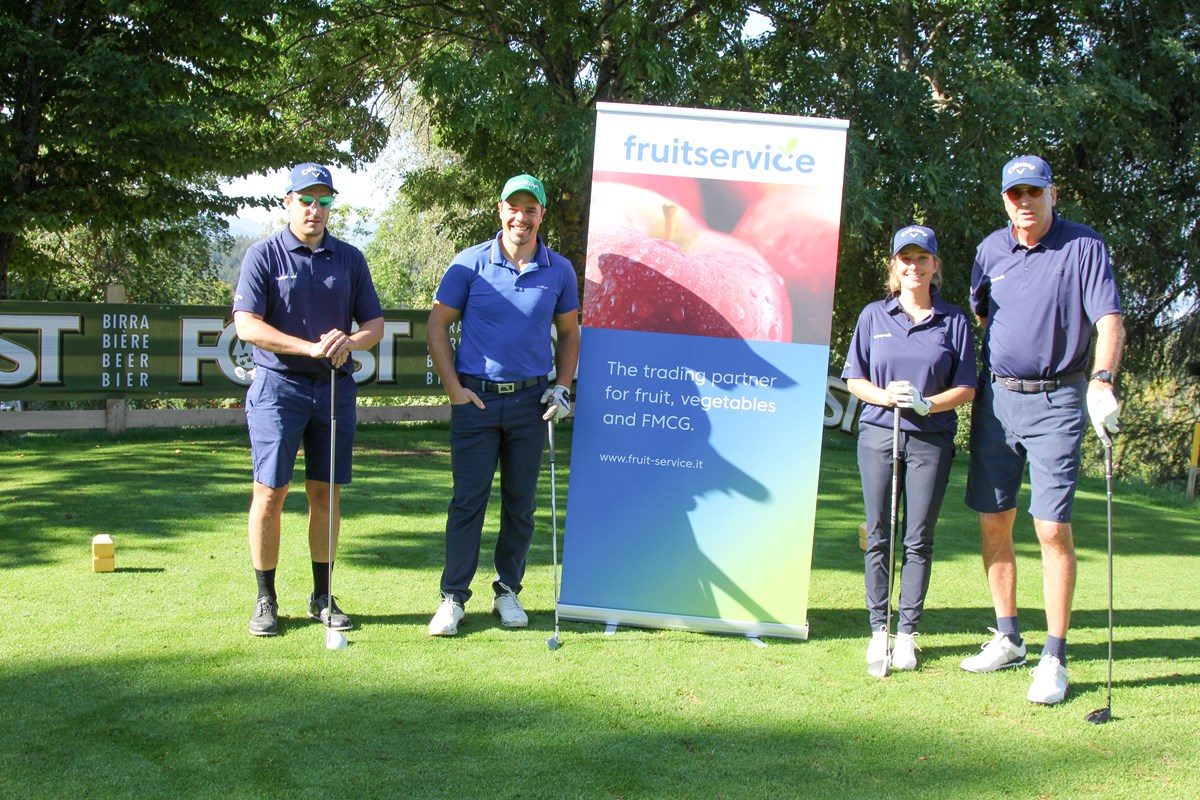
{"left": 971, "top": 214, "right": 1121, "bottom": 379}
{"left": 841, "top": 287, "right": 977, "bottom": 435}
{"left": 436, "top": 232, "right": 579, "bottom": 381}
{"left": 233, "top": 227, "right": 383, "bottom": 376}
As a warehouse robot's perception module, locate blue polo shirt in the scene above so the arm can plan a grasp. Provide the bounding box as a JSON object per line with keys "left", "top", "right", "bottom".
{"left": 233, "top": 227, "right": 383, "bottom": 376}
{"left": 436, "top": 232, "right": 579, "bottom": 381}
{"left": 841, "top": 287, "right": 977, "bottom": 435}
{"left": 971, "top": 214, "right": 1121, "bottom": 379}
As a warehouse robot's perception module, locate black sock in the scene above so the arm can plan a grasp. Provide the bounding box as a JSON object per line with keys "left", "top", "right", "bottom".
{"left": 255, "top": 568, "right": 277, "bottom": 601}
{"left": 1043, "top": 635, "right": 1067, "bottom": 665}
{"left": 312, "top": 561, "right": 332, "bottom": 598}
{"left": 998, "top": 616, "right": 1023, "bottom": 647}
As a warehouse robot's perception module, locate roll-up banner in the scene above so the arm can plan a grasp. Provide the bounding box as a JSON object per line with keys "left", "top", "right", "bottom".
{"left": 559, "top": 102, "right": 848, "bottom": 638}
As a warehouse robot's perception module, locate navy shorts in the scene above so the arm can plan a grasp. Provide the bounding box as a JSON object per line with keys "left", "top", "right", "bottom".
{"left": 245, "top": 368, "right": 357, "bottom": 489}
{"left": 965, "top": 378, "right": 1085, "bottom": 523}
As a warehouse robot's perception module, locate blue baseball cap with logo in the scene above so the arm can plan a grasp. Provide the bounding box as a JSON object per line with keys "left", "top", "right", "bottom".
{"left": 500, "top": 174, "right": 547, "bottom": 206}
{"left": 892, "top": 224, "right": 938, "bottom": 256}
{"left": 285, "top": 163, "right": 337, "bottom": 194}
{"left": 1001, "top": 155, "right": 1053, "bottom": 192}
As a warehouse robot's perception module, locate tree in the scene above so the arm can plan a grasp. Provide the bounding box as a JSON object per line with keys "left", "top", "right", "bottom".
{"left": 0, "top": 0, "right": 388, "bottom": 300}
{"left": 342, "top": 0, "right": 1198, "bottom": 482}
{"left": 318, "top": 0, "right": 762, "bottom": 273}
{"left": 364, "top": 192, "right": 462, "bottom": 310}
{"left": 16, "top": 217, "right": 231, "bottom": 304}
{"left": 749, "top": 0, "right": 1199, "bottom": 480}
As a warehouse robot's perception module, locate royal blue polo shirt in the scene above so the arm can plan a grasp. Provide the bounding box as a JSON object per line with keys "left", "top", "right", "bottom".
{"left": 971, "top": 214, "right": 1121, "bottom": 379}
{"left": 436, "top": 232, "right": 579, "bottom": 381}
{"left": 233, "top": 227, "right": 383, "bottom": 376}
{"left": 841, "top": 287, "right": 977, "bottom": 435}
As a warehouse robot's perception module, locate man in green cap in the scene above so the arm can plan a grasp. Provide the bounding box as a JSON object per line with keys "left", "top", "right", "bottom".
{"left": 425, "top": 173, "right": 580, "bottom": 636}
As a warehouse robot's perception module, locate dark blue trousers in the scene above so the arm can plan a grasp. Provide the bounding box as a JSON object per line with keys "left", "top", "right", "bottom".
{"left": 440, "top": 384, "right": 547, "bottom": 604}
{"left": 858, "top": 422, "right": 956, "bottom": 633}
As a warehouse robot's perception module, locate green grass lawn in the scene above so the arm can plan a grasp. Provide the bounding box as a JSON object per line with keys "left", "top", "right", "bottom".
{"left": 1, "top": 423, "right": 1197, "bottom": 799}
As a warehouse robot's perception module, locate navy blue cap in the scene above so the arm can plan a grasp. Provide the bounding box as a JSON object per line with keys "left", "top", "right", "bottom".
{"left": 1001, "top": 155, "right": 1053, "bottom": 192}
{"left": 892, "top": 225, "right": 938, "bottom": 256}
{"left": 285, "top": 163, "right": 337, "bottom": 194}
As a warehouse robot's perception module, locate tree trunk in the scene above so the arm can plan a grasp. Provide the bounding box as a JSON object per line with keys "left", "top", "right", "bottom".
{"left": 0, "top": 231, "right": 14, "bottom": 299}
{"left": 553, "top": 184, "right": 592, "bottom": 308}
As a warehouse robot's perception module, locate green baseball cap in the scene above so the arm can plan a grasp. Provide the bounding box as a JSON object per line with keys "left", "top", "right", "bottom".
{"left": 500, "top": 174, "right": 547, "bottom": 206}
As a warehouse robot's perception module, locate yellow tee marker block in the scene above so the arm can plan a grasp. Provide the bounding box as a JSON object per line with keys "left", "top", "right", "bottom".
{"left": 92, "top": 534, "right": 115, "bottom": 571}
{"left": 858, "top": 522, "right": 868, "bottom": 551}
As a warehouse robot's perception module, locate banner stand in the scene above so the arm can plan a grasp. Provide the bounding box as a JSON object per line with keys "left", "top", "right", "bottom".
{"left": 560, "top": 603, "right": 809, "bottom": 640}
{"left": 559, "top": 102, "right": 848, "bottom": 639}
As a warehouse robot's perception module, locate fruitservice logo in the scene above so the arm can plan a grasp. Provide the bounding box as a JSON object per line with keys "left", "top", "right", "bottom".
{"left": 619, "top": 133, "right": 816, "bottom": 174}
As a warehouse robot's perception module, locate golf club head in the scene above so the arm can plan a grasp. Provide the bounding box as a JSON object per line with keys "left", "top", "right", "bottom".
{"left": 1085, "top": 707, "right": 1112, "bottom": 724}
{"left": 866, "top": 659, "right": 889, "bottom": 679}
{"left": 325, "top": 627, "right": 348, "bottom": 650}
{"left": 546, "top": 635, "right": 560, "bottom": 651}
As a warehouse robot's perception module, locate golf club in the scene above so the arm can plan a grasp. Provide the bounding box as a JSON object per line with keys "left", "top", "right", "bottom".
{"left": 325, "top": 366, "right": 348, "bottom": 651}
{"left": 1086, "top": 428, "right": 1114, "bottom": 723}
{"left": 868, "top": 407, "right": 902, "bottom": 678}
{"left": 545, "top": 416, "right": 562, "bottom": 651}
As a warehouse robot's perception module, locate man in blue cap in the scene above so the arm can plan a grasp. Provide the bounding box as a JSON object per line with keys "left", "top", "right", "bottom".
{"left": 961, "top": 155, "right": 1124, "bottom": 705}
{"left": 233, "top": 163, "right": 384, "bottom": 637}
{"left": 426, "top": 173, "right": 580, "bottom": 636}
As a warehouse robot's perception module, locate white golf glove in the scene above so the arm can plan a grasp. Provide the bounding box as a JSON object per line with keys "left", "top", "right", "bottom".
{"left": 541, "top": 384, "right": 572, "bottom": 421}
{"left": 888, "top": 381, "right": 932, "bottom": 416}
{"left": 1086, "top": 384, "right": 1120, "bottom": 438}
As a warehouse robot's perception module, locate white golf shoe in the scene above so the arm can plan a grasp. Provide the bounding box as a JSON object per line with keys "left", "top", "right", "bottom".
{"left": 492, "top": 583, "right": 528, "bottom": 628}
{"left": 961, "top": 628, "right": 1027, "bottom": 672}
{"left": 866, "top": 627, "right": 890, "bottom": 677}
{"left": 428, "top": 595, "right": 465, "bottom": 636}
{"left": 1027, "top": 656, "right": 1069, "bottom": 705}
{"left": 891, "top": 631, "right": 920, "bottom": 671}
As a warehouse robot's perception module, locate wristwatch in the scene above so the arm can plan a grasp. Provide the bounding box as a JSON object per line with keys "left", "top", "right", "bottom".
{"left": 1090, "top": 370, "right": 1113, "bottom": 384}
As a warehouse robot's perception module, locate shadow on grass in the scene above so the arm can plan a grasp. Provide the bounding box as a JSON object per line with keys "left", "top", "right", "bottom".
{"left": 0, "top": 648, "right": 1192, "bottom": 800}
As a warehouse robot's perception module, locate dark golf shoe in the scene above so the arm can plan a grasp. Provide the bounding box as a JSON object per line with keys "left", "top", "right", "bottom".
{"left": 308, "top": 594, "right": 352, "bottom": 631}
{"left": 249, "top": 595, "right": 279, "bottom": 636}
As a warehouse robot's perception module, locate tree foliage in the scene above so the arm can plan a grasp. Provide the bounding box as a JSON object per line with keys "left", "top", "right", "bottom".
{"left": 16, "top": 218, "right": 231, "bottom": 304}
{"left": 343, "top": 0, "right": 1197, "bottom": 481}
{"left": 0, "top": 0, "right": 388, "bottom": 300}
{"left": 320, "top": 0, "right": 762, "bottom": 271}
{"left": 2, "top": 0, "right": 1196, "bottom": 478}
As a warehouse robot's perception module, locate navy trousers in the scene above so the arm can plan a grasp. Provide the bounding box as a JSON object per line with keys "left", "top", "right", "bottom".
{"left": 440, "top": 383, "right": 547, "bottom": 604}
{"left": 858, "top": 422, "right": 956, "bottom": 633}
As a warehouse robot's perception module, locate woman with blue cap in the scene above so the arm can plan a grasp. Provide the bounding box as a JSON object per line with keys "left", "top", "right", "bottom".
{"left": 841, "top": 225, "right": 977, "bottom": 674}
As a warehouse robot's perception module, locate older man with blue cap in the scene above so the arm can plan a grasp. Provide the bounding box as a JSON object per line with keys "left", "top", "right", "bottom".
{"left": 961, "top": 155, "right": 1125, "bottom": 705}
{"left": 233, "top": 162, "right": 384, "bottom": 637}
{"left": 842, "top": 224, "right": 977, "bottom": 675}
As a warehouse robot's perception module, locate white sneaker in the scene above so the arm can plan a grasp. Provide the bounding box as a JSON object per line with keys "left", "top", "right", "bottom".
{"left": 492, "top": 583, "right": 528, "bottom": 628}
{"left": 891, "top": 631, "right": 920, "bottom": 671}
{"left": 866, "top": 627, "right": 890, "bottom": 677}
{"left": 961, "top": 628, "right": 1027, "bottom": 672}
{"left": 1027, "top": 656, "right": 1069, "bottom": 705}
{"left": 428, "top": 595, "right": 465, "bottom": 636}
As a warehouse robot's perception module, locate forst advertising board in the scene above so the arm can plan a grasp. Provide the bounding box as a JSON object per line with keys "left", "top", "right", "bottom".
{"left": 0, "top": 302, "right": 447, "bottom": 399}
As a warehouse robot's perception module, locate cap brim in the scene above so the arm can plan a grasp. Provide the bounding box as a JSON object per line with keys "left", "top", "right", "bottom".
{"left": 1002, "top": 177, "right": 1051, "bottom": 191}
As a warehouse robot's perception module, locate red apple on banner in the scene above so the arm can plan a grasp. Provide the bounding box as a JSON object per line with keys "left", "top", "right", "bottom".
{"left": 592, "top": 171, "right": 703, "bottom": 217}
{"left": 733, "top": 184, "right": 841, "bottom": 345}
{"left": 585, "top": 182, "right": 792, "bottom": 342}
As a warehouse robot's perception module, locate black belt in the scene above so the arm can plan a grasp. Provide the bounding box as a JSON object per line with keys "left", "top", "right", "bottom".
{"left": 457, "top": 374, "right": 545, "bottom": 394}
{"left": 993, "top": 371, "right": 1086, "bottom": 394}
